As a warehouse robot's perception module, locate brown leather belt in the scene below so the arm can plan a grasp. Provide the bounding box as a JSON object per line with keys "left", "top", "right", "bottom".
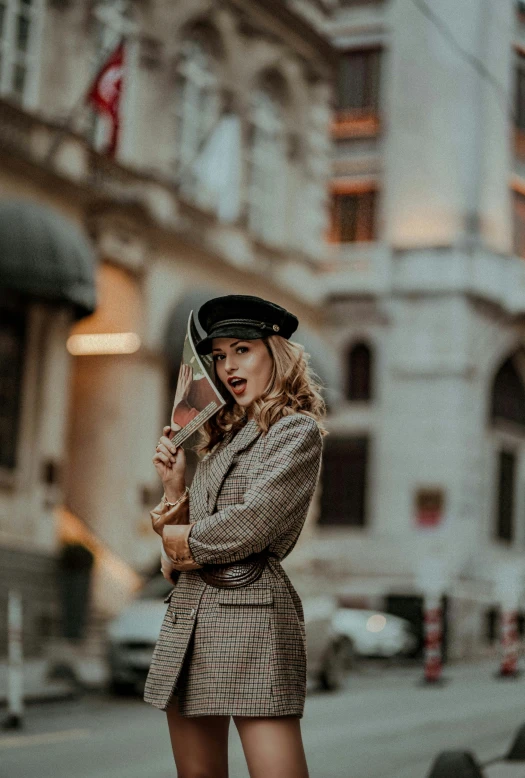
{"left": 197, "top": 548, "right": 278, "bottom": 589}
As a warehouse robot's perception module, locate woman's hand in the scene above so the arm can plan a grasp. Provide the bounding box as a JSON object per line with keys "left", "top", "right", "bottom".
{"left": 152, "top": 425, "right": 186, "bottom": 501}
{"left": 151, "top": 496, "right": 189, "bottom": 537}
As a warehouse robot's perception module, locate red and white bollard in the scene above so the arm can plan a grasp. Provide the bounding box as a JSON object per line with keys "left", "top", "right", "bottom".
{"left": 3, "top": 589, "right": 24, "bottom": 729}
{"left": 424, "top": 594, "right": 443, "bottom": 683}
{"left": 499, "top": 609, "right": 520, "bottom": 678}
{"left": 494, "top": 561, "right": 523, "bottom": 680}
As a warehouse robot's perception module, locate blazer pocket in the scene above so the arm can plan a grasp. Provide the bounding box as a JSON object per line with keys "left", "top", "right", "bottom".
{"left": 218, "top": 587, "right": 274, "bottom": 606}
{"left": 163, "top": 588, "right": 176, "bottom": 604}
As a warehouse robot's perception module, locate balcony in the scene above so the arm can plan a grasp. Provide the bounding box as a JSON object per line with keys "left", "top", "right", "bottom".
{"left": 319, "top": 241, "right": 391, "bottom": 298}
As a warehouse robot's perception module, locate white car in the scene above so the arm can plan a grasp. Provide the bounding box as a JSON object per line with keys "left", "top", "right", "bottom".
{"left": 107, "top": 577, "right": 351, "bottom": 694}
{"left": 332, "top": 608, "right": 418, "bottom": 658}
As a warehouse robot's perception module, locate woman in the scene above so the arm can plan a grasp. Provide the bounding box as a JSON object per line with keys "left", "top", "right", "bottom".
{"left": 145, "top": 294, "right": 327, "bottom": 778}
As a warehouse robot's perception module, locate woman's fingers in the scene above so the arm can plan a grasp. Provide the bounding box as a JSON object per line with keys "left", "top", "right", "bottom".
{"left": 153, "top": 452, "right": 172, "bottom": 467}
{"left": 160, "top": 435, "right": 177, "bottom": 451}
{"left": 157, "top": 442, "right": 176, "bottom": 462}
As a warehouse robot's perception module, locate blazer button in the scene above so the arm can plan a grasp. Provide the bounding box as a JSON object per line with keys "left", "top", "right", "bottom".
{"left": 190, "top": 608, "right": 195, "bottom": 617}
{"left": 171, "top": 612, "right": 177, "bottom": 624}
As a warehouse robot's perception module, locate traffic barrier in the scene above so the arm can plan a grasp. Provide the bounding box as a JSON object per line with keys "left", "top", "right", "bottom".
{"left": 2, "top": 590, "right": 24, "bottom": 730}
{"left": 427, "top": 722, "right": 525, "bottom": 776}
{"left": 506, "top": 723, "right": 525, "bottom": 760}
{"left": 498, "top": 609, "right": 520, "bottom": 678}
{"left": 423, "top": 594, "right": 444, "bottom": 683}
{"left": 427, "top": 751, "right": 484, "bottom": 777}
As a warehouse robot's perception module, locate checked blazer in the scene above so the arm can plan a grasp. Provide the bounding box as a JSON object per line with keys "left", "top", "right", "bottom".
{"left": 143, "top": 412, "right": 323, "bottom": 717}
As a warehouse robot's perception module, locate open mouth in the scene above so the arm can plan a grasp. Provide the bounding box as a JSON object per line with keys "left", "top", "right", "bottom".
{"left": 228, "top": 378, "right": 247, "bottom": 395}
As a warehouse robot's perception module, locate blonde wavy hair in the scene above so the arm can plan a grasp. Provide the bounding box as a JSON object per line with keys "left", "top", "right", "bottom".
{"left": 194, "top": 334, "right": 328, "bottom": 456}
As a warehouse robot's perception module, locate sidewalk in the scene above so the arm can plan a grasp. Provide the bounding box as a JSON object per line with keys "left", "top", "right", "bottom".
{"left": 0, "top": 659, "right": 78, "bottom": 706}
{"left": 0, "top": 654, "right": 518, "bottom": 707}
{"left": 0, "top": 652, "right": 109, "bottom": 706}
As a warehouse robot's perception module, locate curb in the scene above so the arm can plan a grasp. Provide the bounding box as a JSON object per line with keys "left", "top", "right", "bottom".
{"left": 0, "top": 685, "right": 80, "bottom": 707}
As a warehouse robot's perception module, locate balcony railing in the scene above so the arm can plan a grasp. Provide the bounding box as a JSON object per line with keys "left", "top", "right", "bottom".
{"left": 320, "top": 241, "right": 391, "bottom": 296}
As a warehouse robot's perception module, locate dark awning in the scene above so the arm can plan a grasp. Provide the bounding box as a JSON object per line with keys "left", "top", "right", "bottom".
{"left": 164, "top": 290, "right": 341, "bottom": 404}
{"left": 0, "top": 200, "right": 97, "bottom": 320}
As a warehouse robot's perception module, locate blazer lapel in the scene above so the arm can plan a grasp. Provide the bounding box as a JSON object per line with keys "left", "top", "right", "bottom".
{"left": 206, "top": 419, "right": 263, "bottom": 514}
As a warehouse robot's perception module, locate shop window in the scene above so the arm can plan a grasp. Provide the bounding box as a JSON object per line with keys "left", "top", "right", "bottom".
{"left": 319, "top": 436, "right": 369, "bottom": 526}
{"left": 0, "top": 307, "right": 26, "bottom": 469}
{"left": 495, "top": 449, "right": 516, "bottom": 542}
{"left": 346, "top": 341, "right": 373, "bottom": 401}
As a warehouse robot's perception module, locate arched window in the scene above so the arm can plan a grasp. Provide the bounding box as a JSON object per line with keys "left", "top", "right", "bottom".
{"left": 489, "top": 351, "right": 525, "bottom": 543}
{"left": 346, "top": 341, "right": 373, "bottom": 402}
{"left": 174, "top": 36, "right": 220, "bottom": 207}
{"left": 490, "top": 355, "right": 525, "bottom": 428}
{"left": 247, "top": 81, "right": 288, "bottom": 246}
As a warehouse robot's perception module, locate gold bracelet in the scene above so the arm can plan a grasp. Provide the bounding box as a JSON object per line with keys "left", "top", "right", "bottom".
{"left": 162, "top": 486, "right": 189, "bottom": 509}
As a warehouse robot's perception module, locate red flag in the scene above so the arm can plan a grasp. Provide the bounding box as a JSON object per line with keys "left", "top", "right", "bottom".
{"left": 87, "top": 41, "right": 125, "bottom": 157}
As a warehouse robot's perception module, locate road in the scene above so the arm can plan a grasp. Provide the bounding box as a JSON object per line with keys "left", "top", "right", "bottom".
{"left": 1, "top": 660, "right": 525, "bottom": 778}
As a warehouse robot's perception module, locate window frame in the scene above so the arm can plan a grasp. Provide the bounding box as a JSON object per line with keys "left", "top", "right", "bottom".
{"left": 0, "top": 0, "right": 45, "bottom": 108}
{"left": 333, "top": 46, "right": 382, "bottom": 137}
{"left": 246, "top": 87, "right": 289, "bottom": 247}
{"left": 174, "top": 36, "right": 221, "bottom": 206}
{"left": 328, "top": 182, "right": 378, "bottom": 243}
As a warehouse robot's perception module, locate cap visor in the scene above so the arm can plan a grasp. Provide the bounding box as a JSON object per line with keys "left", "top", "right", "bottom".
{"left": 196, "top": 325, "right": 266, "bottom": 354}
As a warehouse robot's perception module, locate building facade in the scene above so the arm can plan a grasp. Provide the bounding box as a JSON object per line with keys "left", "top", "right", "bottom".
{"left": 0, "top": 0, "right": 337, "bottom": 657}
{"left": 299, "top": 0, "right": 525, "bottom": 659}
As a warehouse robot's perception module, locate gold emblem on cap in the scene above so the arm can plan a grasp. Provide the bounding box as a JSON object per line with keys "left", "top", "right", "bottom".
{"left": 273, "top": 324, "right": 280, "bottom": 332}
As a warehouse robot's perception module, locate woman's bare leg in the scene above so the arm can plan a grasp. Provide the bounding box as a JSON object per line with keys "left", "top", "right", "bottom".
{"left": 233, "top": 715, "right": 309, "bottom": 778}
{"left": 166, "top": 695, "right": 231, "bottom": 778}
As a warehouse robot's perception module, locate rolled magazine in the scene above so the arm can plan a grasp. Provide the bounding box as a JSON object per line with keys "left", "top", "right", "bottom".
{"left": 167, "top": 310, "right": 226, "bottom": 447}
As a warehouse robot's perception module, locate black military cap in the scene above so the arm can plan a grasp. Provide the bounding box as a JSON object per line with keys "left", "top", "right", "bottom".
{"left": 196, "top": 294, "right": 299, "bottom": 355}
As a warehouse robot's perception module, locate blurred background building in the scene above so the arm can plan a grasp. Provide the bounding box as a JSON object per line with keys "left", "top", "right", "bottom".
{"left": 0, "top": 0, "right": 336, "bottom": 660}
{"left": 299, "top": 0, "right": 525, "bottom": 660}
{"left": 2, "top": 0, "right": 525, "bottom": 666}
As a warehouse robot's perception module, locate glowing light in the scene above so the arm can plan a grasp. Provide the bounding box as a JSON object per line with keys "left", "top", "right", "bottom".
{"left": 66, "top": 332, "right": 141, "bottom": 355}
{"left": 366, "top": 614, "right": 387, "bottom": 633}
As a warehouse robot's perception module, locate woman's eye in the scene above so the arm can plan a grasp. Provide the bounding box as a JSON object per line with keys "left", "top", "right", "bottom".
{"left": 213, "top": 347, "right": 247, "bottom": 361}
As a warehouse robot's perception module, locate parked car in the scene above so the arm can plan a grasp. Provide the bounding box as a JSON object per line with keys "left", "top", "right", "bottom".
{"left": 332, "top": 608, "right": 418, "bottom": 659}
{"left": 107, "top": 577, "right": 350, "bottom": 694}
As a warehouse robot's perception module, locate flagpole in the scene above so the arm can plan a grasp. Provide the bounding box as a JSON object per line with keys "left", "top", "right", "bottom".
{"left": 44, "top": 34, "right": 128, "bottom": 165}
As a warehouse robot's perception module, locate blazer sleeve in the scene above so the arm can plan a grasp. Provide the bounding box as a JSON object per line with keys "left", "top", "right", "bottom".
{"left": 187, "top": 414, "right": 323, "bottom": 565}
